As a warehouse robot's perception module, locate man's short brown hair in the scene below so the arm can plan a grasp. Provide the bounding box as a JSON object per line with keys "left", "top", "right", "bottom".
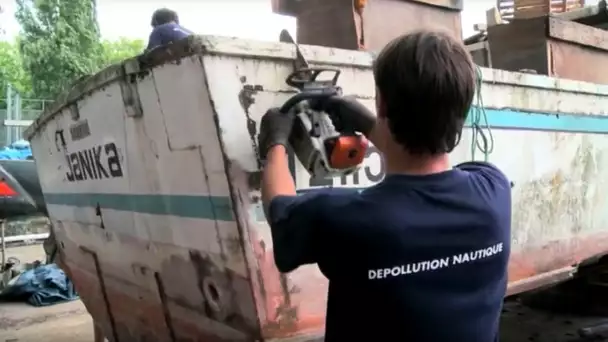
{"left": 373, "top": 30, "right": 475, "bottom": 155}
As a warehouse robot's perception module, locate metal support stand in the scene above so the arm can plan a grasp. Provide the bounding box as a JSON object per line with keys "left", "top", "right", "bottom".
{"left": 1, "top": 219, "right": 5, "bottom": 270}
{"left": 0, "top": 219, "right": 7, "bottom": 290}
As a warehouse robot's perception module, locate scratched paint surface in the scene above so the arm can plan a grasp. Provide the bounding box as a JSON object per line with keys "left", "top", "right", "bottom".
{"left": 25, "top": 35, "right": 608, "bottom": 341}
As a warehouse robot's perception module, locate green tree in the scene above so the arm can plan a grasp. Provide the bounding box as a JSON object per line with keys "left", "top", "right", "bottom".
{"left": 0, "top": 40, "right": 32, "bottom": 107}
{"left": 0, "top": 4, "right": 5, "bottom": 37}
{"left": 15, "top": 0, "right": 102, "bottom": 100}
{"left": 100, "top": 38, "right": 145, "bottom": 66}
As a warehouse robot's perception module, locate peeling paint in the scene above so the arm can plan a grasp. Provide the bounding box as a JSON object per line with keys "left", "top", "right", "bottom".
{"left": 238, "top": 83, "right": 264, "bottom": 169}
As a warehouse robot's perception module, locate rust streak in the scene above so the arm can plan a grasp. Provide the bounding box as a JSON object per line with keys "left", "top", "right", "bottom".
{"left": 78, "top": 247, "right": 120, "bottom": 342}
{"left": 155, "top": 271, "right": 177, "bottom": 341}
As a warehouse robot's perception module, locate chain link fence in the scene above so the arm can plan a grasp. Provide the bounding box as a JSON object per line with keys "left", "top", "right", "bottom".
{"left": 1, "top": 86, "right": 51, "bottom": 147}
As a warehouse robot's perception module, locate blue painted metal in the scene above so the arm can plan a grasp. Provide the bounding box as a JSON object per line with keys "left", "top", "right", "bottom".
{"left": 465, "top": 106, "right": 608, "bottom": 134}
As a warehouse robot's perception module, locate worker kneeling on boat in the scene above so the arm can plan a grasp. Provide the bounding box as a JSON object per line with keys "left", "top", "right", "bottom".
{"left": 258, "top": 30, "right": 511, "bottom": 342}
{"left": 145, "top": 8, "right": 192, "bottom": 52}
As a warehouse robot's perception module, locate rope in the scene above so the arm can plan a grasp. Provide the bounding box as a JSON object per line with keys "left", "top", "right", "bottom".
{"left": 469, "top": 66, "right": 494, "bottom": 162}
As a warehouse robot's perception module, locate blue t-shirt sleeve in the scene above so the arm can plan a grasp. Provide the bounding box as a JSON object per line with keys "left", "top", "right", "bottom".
{"left": 171, "top": 26, "right": 192, "bottom": 40}
{"left": 267, "top": 192, "right": 327, "bottom": 273}
{"left": 146, "top": 28, "right": 162, "bottom": 52}
{"left": 456, "top": 161, "right": 509, "bottom": 187}
{"left": 456, "top": 161, "right": 512, "bottom": 213}
{"left": 267, "top": 189, "right": 356, "bottom": 274}
{"left": 145, "top": 24, "right": 192, "bottom": 52}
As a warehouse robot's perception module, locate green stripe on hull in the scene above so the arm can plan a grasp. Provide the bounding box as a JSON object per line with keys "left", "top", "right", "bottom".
{"left": 43, "top": 193, "right": 234, "bottom": 221}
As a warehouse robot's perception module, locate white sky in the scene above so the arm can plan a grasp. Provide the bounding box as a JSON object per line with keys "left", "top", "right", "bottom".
{"left": 0, "top": 0, "right": 601, "bottom": 42}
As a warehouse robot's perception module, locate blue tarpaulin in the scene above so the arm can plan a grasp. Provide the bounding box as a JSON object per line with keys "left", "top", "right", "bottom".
{"left": 0, "top": 139, "right": 32, "bottom": 160}
{"left": 0, "top": 263, "right": 79, "bottom": 306}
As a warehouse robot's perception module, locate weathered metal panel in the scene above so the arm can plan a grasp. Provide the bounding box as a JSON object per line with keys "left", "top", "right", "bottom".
{"left": 547, "top": 40, "right": 608, "bottom": 84}
{"left": 273, "top": 0, "right": 463, "bottom": 17}
{"left": 547, "top": 17, "right": 608, "bottom": 51}
{"left": 279, "top": 0, "right": 462, "bottom": 51}
{"left": 295, "top": 0, "right": 361, "bottom": 51}
{"left": 271, "top": 0, "right": 299, "bottom": 17}
{"left": 467, "top": 41, "right": 492, "bottom": 67}
{"left": 486, "top": 16, "right": 608, "bottom": 83}
{"left": 361, "top": 0, "right": 462, "bottom": 49}
{"left": 546, "top": 17, "right": 608, "bottom": 83}
{"left": 26, "top": 36, "right": 608, "bottom": 341}
{"left": 486, "top": 17, "right": 550, "bottom": 74}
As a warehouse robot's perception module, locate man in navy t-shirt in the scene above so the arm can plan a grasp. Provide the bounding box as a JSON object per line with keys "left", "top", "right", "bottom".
{"left": 145, "top": 8, "right": 192, "bottom": 52}
{"left": 257, "top": 30, "right": 511, "bottom": 341}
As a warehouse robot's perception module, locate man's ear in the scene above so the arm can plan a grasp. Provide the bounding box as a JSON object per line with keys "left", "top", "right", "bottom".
{"left": 375, "top": 91, "right": 386, "bottom": 119}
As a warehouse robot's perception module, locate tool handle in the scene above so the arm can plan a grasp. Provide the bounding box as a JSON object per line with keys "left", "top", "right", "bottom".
{"left": 279, "top": 88, "right": 339, "bottom": 114}
{"left": 286, "top": 68, "right": 341, "bottom": 89}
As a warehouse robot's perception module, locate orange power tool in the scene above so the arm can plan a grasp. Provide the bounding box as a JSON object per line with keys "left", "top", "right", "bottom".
{"left": 278, "top": 30, "right": 368, "bottom": 179}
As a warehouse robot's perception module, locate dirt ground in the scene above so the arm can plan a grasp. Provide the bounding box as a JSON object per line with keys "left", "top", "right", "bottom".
{"left": 0, "top": 244, "right": 95, "bottom": 342}
{"left": 4, "top": 299, "right": 605, "bottom": 342}
{"left": 0, "top": 300, "right": 94, "bottom": 342}
{"left": 1, "top": 244, "right": 47, "bottom": 266}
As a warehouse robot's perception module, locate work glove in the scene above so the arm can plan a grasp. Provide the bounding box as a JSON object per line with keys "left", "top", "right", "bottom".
{"left": 258, "top": 107, "right": 295, "bottom": 160}
{"left": 318, "top": 95, "right": 376, "bottom": 136}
